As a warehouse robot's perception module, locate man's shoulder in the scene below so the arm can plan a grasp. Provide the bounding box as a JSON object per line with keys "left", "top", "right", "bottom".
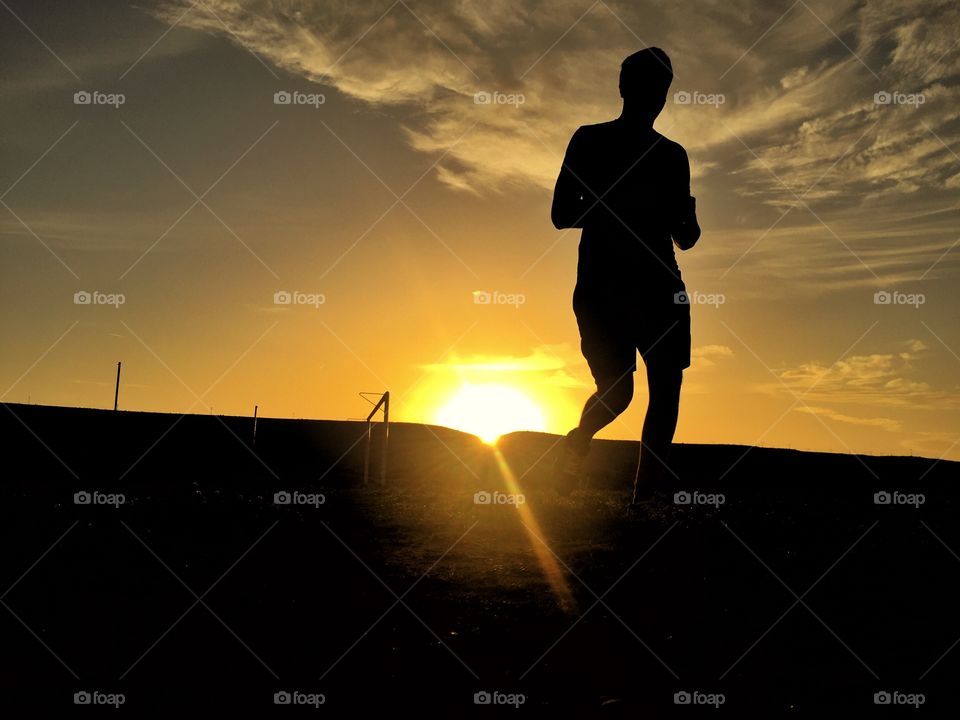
{"left": 653, "top": 132, "right": 687, "bottom": 158}
{"left": 574, "top": 123, "right": 687, "bottom": 155}
{"left": 573, "top": 121, "right": 618, "bottom": 140}
{"left": 577, "top": 120, "right": 619, "bottom": 132}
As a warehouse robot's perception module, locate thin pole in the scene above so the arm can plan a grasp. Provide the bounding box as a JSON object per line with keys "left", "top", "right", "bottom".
{"left": 252, "top": 405, "right": 258, "bottom": 447}
{"left": 360, "top": 391, "right": 389, "bottom": 485}
{"left": 114, "top": 361, "right": 121, "bottom": 411}
{"left": 363, "top": 420, "right": 372, "bottom": 486}
{"left": 380, "top": 391, "right": 389, "bottom": 484}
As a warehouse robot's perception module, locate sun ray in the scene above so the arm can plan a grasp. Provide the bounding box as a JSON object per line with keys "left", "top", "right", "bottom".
{"left": 491, "top": 447, "right": 576, "bottom": 614}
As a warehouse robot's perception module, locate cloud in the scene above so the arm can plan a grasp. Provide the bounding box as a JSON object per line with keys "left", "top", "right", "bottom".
{"left": 691, "top": 344, "right": 734, "bottom": 367}
{"left": 151, "top": 0, "right": 610, "bottom": 193}
{"left": 796, "top": 405, "right": 902, "bottom": 431}
{"left": 420, "top": 345, "right": 590, "bottom": 388}
{"left": 680, "top": 0, "right": 960, "bottom": 211}
{"left": 698, "top": 211, "right": 960, "bottom": 293}
{"left": 141, "top": 0, "right": 959, "bottom": 298}
{"left": 903, "top": 339, "right": 928, "bottom": 354}
{"left": 148, "top": 0, "right": 959, "bottom": 226}
{"left": 772, "top": 338, "right": 960, "bottom": 409}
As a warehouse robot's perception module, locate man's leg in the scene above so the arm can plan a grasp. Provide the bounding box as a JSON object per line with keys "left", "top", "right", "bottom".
{"left": 555, "top": 372, "right": 634, "bottom": 492}
{"left": 559, "top": 291, "right": 635, "bottom": 490}
{"left": 570, "top": 372, "right": 634, "bottom": 452}
{"left": 633, "top": 364, "right": 682, "bottom": 502}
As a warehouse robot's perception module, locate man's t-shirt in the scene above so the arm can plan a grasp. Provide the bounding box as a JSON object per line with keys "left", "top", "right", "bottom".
{"left": 557, "top": 120, "right": 692, "bottom": 301}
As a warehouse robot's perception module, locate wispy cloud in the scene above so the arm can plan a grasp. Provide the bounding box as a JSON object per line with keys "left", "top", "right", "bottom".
{"left": 143, "top": 0, "right": 960, "bottom": 298}
{"left": 771, "top": 338, "right": 960, "bottom": 410}
{"left": 691, "top": 344, "right": 735, "bottom": 367}
{"left": 420, "top": 345, "right": 589, "bottom": 388}
{"left": 796, "top": 405, "right": 902, "bottom": 431}
{"left": 151, "top": 0, "right": 959, "bottom": 204}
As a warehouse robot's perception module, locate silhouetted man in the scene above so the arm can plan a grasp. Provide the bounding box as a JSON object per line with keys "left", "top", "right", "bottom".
{"left": 551, "top": 47, "right": 700, "bottom": 507}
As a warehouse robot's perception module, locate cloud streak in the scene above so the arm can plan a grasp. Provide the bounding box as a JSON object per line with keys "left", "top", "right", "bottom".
{"left": 772, "top": 339, "right": 960, "bottom": 410}
{"left": 151, "top": 0, "right": 959, "bottom": 204}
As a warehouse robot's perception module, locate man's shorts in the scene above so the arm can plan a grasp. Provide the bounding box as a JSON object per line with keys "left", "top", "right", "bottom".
{"left": 573, "top": 282, "right": 691, "bottom": 384}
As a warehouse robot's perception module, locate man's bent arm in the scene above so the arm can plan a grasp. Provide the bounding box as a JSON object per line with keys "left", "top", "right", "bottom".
{"left": 551, "top": 129, "right": 590, "bottom": 229}
{"left": 672, "top": 147, "right": 700, "bottom": 250}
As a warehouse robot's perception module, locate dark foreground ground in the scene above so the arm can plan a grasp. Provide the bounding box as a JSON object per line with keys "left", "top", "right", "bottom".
{"left": 1, "top": 402, "right": 959, "bottom": 714}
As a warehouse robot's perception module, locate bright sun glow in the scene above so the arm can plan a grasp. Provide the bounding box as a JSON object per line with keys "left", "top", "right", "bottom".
{"left": 435, "top": 383, "right": 546, "bottom": 444}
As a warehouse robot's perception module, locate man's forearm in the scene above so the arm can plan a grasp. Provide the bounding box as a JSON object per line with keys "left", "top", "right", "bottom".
{"left": 552, "top": 202, "right": 585, "bottom": 229}
{"left": 673, "top": 196, "right": 700, "bottom": 250}
{"left": 551, "top": 187, "right": 587, "bottom": 229}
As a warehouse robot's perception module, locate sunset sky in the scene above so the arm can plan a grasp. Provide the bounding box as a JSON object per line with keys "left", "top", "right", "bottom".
{"left": 2, "top": 0, "right": 958, "bottom": 459}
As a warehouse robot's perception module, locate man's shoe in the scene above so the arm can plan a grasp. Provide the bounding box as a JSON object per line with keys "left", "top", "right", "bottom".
{"left": 632, "top": 456, "right": 666, "bottom": 504}
{"left": 554, "top": 428, "right": 589, "bottom": 496}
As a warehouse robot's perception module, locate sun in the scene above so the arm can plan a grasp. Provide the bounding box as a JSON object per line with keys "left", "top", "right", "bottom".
{"left": 435, "top": 383, "right": 546, "bottom": 444}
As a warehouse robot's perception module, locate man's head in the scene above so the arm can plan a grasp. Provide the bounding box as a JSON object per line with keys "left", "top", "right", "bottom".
{"left": 619, "top": 47, "right": 672, "bottom": 123}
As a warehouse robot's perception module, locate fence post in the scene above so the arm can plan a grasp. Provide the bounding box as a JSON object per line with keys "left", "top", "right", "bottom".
{"left": 114, "top": 361, "right": 121, "bottom": 411}
{"left": 360, "top": 391, "right": 389, "bottom": 485}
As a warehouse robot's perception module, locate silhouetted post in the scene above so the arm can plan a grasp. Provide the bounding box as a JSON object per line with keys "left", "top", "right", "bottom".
{"left": 360, "top": 391, "right": 390, "bottom": 485}
{"left": 114, "top": 361, "right": 121, "bottom": 411}
{"left": 363, "top": 422, "right": 372, "bottom": 486}
{"left": 252, "top": 405, "right": 258, "bottom": 447}
{"left": 381, "top": 391, "right": 390, "bottom": 484}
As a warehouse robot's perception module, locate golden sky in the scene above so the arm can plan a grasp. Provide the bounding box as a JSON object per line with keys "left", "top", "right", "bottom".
{"left": 2, "top": 0, "right": 959, "bottom": 459}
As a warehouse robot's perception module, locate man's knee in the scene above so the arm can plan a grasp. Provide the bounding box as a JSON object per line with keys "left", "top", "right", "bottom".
{"left": 597, "top": 374, "right": 633, "bottom": 415}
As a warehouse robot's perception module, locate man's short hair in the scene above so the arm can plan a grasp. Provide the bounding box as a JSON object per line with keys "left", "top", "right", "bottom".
{"left": 620, "top": 47, "right": 673, "bottom": 99}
